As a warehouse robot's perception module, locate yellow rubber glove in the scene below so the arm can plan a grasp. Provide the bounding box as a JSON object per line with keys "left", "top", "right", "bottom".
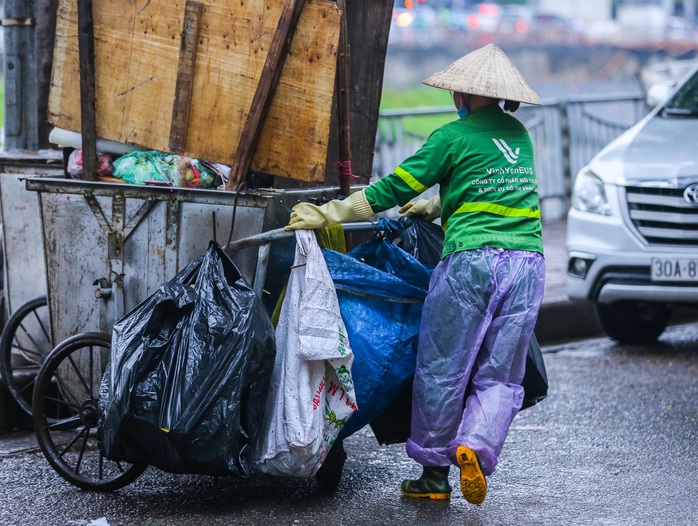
{"left": 398, "top": 194, "right": 441, "bottom": 222}
{"left": 285, "top": 189, "right": 374, "bottom": 230}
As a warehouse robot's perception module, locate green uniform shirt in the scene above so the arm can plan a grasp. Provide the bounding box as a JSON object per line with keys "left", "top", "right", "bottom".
{"left": 365, "top": 104, "right": 543, "bottom": 258}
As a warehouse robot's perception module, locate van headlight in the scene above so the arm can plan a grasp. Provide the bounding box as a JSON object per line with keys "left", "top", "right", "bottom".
{"left": 571, "top": 168, "right": 611, "bottom": 215}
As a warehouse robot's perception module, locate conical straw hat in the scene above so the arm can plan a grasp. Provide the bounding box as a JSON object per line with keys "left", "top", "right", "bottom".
{"left": 423, "top": 44, "right": 541, "bottom": 105}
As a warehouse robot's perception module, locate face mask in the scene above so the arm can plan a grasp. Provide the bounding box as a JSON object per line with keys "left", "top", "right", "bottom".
{"left": 452, "top": 92, "right": 469, "bottom": 119}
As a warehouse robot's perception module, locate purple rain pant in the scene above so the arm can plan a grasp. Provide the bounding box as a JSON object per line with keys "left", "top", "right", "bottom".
{"left": 406, "top": 247, "right": 545, "bottom": 476}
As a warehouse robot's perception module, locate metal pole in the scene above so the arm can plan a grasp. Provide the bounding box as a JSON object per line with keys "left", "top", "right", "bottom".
{"left": 3, "top": 0, "right": 39, "bottom": 150}
{"left": 77, "top": 0, "right": 98, "bottom": 180}
{"left": 336, "top": 0, "right": 352, "bottom": 197}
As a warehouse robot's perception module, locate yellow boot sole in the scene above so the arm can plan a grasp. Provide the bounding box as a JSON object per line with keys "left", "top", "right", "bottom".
{"left": 456, "top": 446, "right": 487, "bottom": 505}
{"left": 400, "top": 486, "right": 451, "bottom": 500}
{"left": 400, "top": 479, "right": 452, "bottom": 500}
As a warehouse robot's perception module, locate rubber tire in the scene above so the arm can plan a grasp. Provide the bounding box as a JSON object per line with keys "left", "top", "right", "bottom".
{"left": 0, "top": 296, "right": 50, "bottom": 416}
{"left": 32, "top": 332, "right": 147, "bottom": 491}
{"left": 315, "top": 441, "right": 346, "bottom": 494}
{"left": 595, "top": 301, "right": 672, "bottom": 344}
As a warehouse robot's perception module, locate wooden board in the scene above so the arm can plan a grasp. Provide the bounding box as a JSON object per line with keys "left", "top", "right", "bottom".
{"left": 48, "top": 0, "right": 341, "bottom": 182}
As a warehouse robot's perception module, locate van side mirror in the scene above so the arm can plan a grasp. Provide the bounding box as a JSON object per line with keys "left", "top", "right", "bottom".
{"left": 646, "top": 81, "right": 676, "bottom": 108}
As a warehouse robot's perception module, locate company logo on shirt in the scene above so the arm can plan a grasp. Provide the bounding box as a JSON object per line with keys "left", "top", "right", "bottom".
{"left": 492, "top": 138, "right": 520, "bottom": 164}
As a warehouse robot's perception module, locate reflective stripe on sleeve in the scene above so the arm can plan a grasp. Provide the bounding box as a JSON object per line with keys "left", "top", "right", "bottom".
{"left": 394, "top": 166, "right": 429, "bottom": 194}
{"left": 453, "top": 201, "right": 541, "bottom": 218}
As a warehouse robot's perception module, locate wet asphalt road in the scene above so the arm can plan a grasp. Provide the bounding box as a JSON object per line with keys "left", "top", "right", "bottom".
{"left": 0, "top": 323, "right": 696, "bottom": 526}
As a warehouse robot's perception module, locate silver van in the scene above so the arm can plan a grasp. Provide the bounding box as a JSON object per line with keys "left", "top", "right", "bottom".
{"left": 566, "top": 64, "right": 698, "bottom": 343}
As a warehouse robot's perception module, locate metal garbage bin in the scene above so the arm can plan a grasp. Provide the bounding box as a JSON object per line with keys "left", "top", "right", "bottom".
{"left": 0, "top": 151, "right": 63, "bottom": 315}
{"left": 0, "top": 152, "right": 63, "bottom": 418}
{"left": 25, "top": 177, "right": 337, "bottom": 347}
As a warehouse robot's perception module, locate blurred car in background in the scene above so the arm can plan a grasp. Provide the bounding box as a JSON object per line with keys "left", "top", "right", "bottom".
{"left": 464, "top": 4, "right": 580, "bottom": 47}
{"left": 528, "top": 11, "right": 580, "bottom": 45}
{"left": 467, "top": 2, "right": 502, "bottom": 33}
{"left": 494, "top": 4, "right": 533, "bottom": 44}
{"left": 389, "top": 5, "right": 448, "bottom": 49}
{"left": 458, "top": 2, "right": 502, "bottom": 45}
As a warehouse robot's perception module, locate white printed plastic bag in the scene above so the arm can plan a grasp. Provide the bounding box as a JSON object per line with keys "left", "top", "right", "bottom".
{"left": 254, "top": 229, "right": 357, "bottom": 476}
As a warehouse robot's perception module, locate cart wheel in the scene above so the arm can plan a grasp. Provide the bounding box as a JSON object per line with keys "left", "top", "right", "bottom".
{"left": 315, "top": 440, "right": 346, "bottom": 493}
{"left": 0, "top": 296, "right": 51, "bottom": 416}
{"left": 32, "top": 332, "right": 147, "bottom": 491}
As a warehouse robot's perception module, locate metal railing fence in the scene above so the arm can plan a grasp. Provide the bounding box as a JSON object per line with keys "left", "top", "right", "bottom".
{"left": 373, "top": 93, "right": 648, "bottom": 221}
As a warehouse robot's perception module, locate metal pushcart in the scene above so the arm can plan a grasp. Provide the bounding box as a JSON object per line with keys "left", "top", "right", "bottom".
{"left": 27, "top": 176, "right": 359, "bottom": 491}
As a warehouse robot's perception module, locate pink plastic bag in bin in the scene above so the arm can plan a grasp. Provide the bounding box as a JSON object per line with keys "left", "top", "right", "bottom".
{"left": 67, "top": 149, "right": 114, "bottom": 179}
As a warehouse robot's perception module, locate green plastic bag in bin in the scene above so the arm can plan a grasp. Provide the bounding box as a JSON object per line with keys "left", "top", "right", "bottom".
{"left": 112, "top": 150, "right": 222, "bottom": 188}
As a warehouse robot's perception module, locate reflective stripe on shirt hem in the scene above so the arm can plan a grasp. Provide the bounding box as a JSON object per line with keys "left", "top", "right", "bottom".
{"left": 394, "top": 166, "right": 429, "bottom": 193}
{"left": 453, "top": 201, "right": 541, "bottom": 219}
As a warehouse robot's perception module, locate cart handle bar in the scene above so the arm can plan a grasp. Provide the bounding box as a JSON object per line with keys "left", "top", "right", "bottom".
{"left": 223, "top": 221, "right": 379, "bottom": 253}
{"left": 224, "top": 221, "right": 387, "bottom": 298}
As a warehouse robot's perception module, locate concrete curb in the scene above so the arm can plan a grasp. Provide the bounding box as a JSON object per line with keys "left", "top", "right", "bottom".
{"left": 535, "top": 300, "right": 603, "bottom": 345}
{"left": 535, "top": 301, "right": 698, "bottom": 346}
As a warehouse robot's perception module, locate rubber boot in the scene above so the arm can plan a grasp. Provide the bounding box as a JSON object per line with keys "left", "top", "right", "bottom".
{"left": 400, "top": 466, "right": 452, "bottom": 500}
{"left": 456, "top": 446, "right": 487, "bottom": 505}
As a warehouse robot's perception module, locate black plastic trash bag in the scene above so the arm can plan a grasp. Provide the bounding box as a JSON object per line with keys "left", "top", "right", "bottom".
{"left": 395, "top": 216, "right": 445, "bottom": 267}
{"left": 375, "top": 217, "right": 445, "bottom": 268}
{"left": 520, "top": 333, "right": 548, "bottom": 410}
{"left": 99, "top": 242, "right": 276, "bottom": 477}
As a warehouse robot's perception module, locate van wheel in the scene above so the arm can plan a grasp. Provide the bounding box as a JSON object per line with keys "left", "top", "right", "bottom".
{"left": 595, "top": 301, "right": 671, "bottom": 343}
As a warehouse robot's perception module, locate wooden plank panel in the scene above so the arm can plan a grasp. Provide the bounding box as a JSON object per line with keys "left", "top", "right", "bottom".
{"left": 48, "top": 0, "right": 340, "bottom": 182}
{"left": 77, "top": 0, "right": 97, "bottom": 180}
{"left": 226, "top": 0, "right": 308, "bottom": 189}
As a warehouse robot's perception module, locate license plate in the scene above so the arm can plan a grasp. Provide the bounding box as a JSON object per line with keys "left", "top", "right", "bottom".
{"left": 651, "top": 258, "right": 698, "bottom": 281}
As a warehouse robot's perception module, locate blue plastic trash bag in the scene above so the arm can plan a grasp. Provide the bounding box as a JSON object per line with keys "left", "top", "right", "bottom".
{"left": 323, "top": 239, "right": 430, "bottom": 440}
